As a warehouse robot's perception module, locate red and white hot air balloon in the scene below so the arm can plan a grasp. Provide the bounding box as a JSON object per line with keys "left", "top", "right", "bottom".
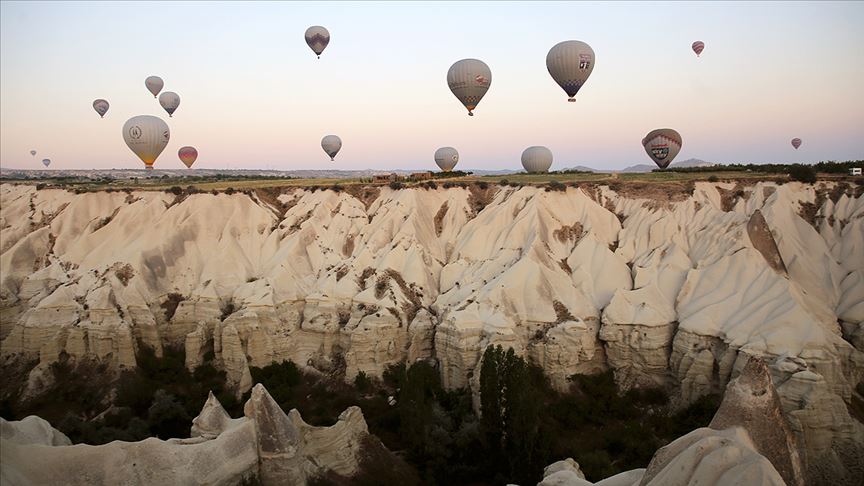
{"left": 791, "top": 138, "right": 802, "bottom": 150}
{"left": 178, "top": 146, "right": 198, "bottom": 168}
{"left": 692, "top": 41, "right": 705, "bottom": 57}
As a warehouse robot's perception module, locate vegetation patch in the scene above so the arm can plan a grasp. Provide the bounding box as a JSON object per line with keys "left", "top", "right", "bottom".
{"left": 434, "top": 201, "right": 449, "bottom": 237}
{"left": 114, "top": 263, "right": 135, "bottom": 286}
{"left": 160, "top": 292, "right": 185, "bottom": 321}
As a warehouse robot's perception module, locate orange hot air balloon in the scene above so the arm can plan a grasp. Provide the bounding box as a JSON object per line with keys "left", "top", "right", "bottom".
{"left": 178, "top": 146, "right": 198, "bottom": 168}
{"left": 692, "top": 41, "right": 705, "bottom": 57}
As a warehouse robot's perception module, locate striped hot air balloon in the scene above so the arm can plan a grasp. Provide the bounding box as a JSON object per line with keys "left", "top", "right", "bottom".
{"left": 521, "top": 146, "right": 553, "bottom": 173}
{"left": 123, "top": 115, "right": 170, "bottom": 169}
{"left": 692, "top": 41, "right": 705, "bottom": 57}
{"left": 546, "top": 40, "right": 595, "bottom": 102}
{"left": 642, "top": 129, "right": 682, "bottom": 169}
{"left": 791, "top": 138, "right": 802, "bottom": 149}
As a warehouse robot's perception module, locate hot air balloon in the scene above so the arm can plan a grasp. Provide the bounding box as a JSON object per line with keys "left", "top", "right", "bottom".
{"left": 178, "top": 146, "right": 198, "bottom": 168}
{"left": 321, "top": 135, "right": 342, "bottom": 161}
{"left": 305, "top": 26, "right": 330, "bottom": 58}
{"left": 93, "top": 99, "right": 109, "bottom": 118}
{"left": 123, "top": 115, "right": 170, "bottom": 170}
{"left": 434, "top": 147, "right": 459, "bottom": 172}
{"left": 791, "top": 138, "right": 802, "bottom": 149}
{"left": 546, "top": 40, "right": 595, "bottom": 102}
{"left": 30, "top": 150, "right": 36, "bottom": 157}
{"left": 521, "top": 146, "right": 553, "bottom": 173}
{"left": 447, "top": 59, "right": 491, "bottom": 116}
{"left": 159, "top": 92, "right": 180, "bottom": 117}
{"left": 145, "top": 76, "right": 164, "bottom": 98}
{"left": 642, "top": 129, "right": 682, "bottom": 169}
{"left": 42, "top": 159, "right": 51, "bottom": 167}
{"left": 692, "top": 41, "right": 705, "bottom": 57}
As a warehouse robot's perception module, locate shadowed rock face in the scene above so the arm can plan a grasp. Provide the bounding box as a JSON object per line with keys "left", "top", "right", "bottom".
{"left": 747, "top": 209, "right": 787, "bottom": 274}
{"left": 0, "top": 384, "right": 381, "bottom": 486}
{"left": 709, "top": 356, "right": 804, "bottom": 486}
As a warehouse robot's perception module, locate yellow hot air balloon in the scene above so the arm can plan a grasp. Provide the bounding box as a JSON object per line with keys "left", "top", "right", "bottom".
{"left": 178, "top": 146, "right": 198, "bottom": 168}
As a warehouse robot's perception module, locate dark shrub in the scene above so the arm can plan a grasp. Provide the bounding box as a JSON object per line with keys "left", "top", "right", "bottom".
{"left": 166, "top": 186, "right": 183, "bottom": 195}
{"left": 389, "top": 181, "right": 403, "bottom": 190}
{"left": 789, "top": 164, "right": 816, "bottom": 183}
{"left": 545, "top": 181, "right": 566, "bottom": 192}
{"left": 707, "top": 175, "right": 718, "bottom": 182}
{"left": 354, "top": 371, "right": 372, "bottom": 393}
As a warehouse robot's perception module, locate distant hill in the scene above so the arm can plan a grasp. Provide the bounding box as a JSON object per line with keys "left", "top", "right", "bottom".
{"left": 621, "top": 158, "right": 714, "bottom": 173}
{"left": 559, "top": 165, "right": 603, "bottom": 173}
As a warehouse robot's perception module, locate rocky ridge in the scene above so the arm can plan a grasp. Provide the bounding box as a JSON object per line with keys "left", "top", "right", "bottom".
{"left": 0, "top": 383, "right": 384, "bottom": 485}
{"left": 1, "top": 180, "right": 862, "bottom": 484}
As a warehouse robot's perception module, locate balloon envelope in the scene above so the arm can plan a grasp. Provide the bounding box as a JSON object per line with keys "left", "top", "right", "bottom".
{"left": 521, "top": 146, "right": 553, "bottom": 173}
{"left": 791, "top": 138, "right": 802, "bottom": 149}
{"left": 30, "top": 150, "right": 36, "bottom": 157}
{"left": 447, "top": 59, "right": 491, "bottom": 116}
{"left": 42, "top": 159, "right": 51, "bottom": 167}
{"left": 692, "top": 41, "right": 705, "bottom": 57}
{"left": 321, "top": 135, "right": 342, "bottom": 161}
{"left": 642, "top": 129, "right": 682, "bottom": 169}
{"left": 178, "top": 146, "right": 198, "bottom": 168}
{"left": 93, "top": 99, "right": 109, "bottom": 118}
{"left": 123, "top": 115, "right": 170, "bottom": 169}
{"left": 159, "top": 92, "right": 180, "bottom": 117}
{"left": 546, "top": 40, "right": 595, "bottom": 102}
{"left": 434, "top": 147, "right": 459, "bottom": 172}
{"left": 305, "top": 26, "right": 330, "bottom": 58}
{"left": 145, "top": 76, "right": 164, "bottom": 98}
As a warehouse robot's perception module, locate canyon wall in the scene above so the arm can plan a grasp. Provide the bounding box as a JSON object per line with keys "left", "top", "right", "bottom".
{"left": 1, "top": 180, "right": 862, "bottom": 484}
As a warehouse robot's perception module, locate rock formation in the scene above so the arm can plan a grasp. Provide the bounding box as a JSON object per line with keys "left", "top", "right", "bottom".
{"left": 0, "top": 384, "right": 388, "bottom": 486}
{"left": 1, "top": 181, "right": 862, "bottom": 483}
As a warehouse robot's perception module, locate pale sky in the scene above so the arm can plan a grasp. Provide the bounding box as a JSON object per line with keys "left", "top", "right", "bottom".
{"left": 1, "top": 1, "right": 863, "bottom": 171}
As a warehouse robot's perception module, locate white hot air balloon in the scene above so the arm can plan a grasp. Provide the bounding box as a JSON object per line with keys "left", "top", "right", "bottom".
{"left": 159, "top": 92, "right": 180, "bottom": 117}
{"left": 92, "top": 99, "right": 109, "bottom": 118}
{"left": 547, "top": 40, "right": 595, "bottom": 102}
{"left": 447, "top": 59, "right": 491, "bottom": 116}
{"left": 321, "top": 135, "right": 342, "bottom": 161}
{"left": 42, "top": 158, "right": 51, "bottom": 168}
{"left": 30, "top": 150, "right": 36, "bottom": 157}
{"left": 434, "top": 147, "right": 459, "bottom": 172}
{"left": 305, "top": 26, "right": 330, "bottom": 58}
{"left": 123, "top": 115, "right": 170, "bottom": 170}
{"left": 521, "top": 146, "right": 553, "bottom": 173}
{"left": 145, "top": 76, "right": 164, "bottom": 98}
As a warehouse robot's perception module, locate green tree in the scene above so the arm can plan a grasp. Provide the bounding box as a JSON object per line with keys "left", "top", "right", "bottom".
{"left": 479, "top": 345, "right": 544, "bottom": 484}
